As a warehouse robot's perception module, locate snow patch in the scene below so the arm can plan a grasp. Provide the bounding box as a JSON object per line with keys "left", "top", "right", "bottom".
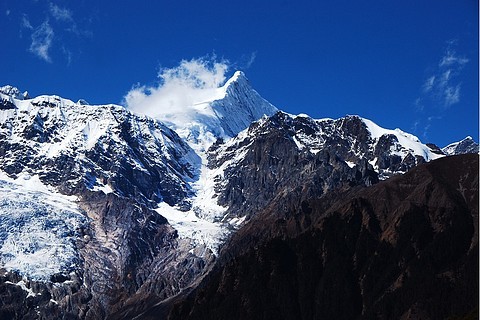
{"left": 156, "top": 203, "right": 228, "bottom": 255}
{"left": 345, "top": 161, "right": 356, "bottom": 168}
{"left": 5, "top": 279, "right": 39, "bottom": 298}
{"left": 90, "top": 178, "right": 114, "bottom": 194}
{"left": 292, "top": 135, "right": 305, "bottom": 150}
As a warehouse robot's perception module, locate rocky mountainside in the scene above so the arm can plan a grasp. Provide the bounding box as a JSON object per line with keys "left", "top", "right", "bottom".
{"left": 0, "top": 88, "right": 216, "bottom": 319}
{"left": 0, "top": 88, "right": 200, "bottom": 209}
{"left": 165, "top": 154, "right": 479, "bottom": 320}
{"left": 207, "top": 111, "right": 443, "bottom": 224}
{"left": 0, "top": 72, "right": 477, "bottom": 319}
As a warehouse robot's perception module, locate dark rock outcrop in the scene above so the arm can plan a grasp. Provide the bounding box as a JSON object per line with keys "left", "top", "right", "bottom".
{"left": 165, "top": 154, "right": 479, "bottom": 320}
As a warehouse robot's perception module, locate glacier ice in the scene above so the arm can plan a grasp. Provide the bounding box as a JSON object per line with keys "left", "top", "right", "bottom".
{"left": 0, "top": 177, "right": 87, "bottom": 281}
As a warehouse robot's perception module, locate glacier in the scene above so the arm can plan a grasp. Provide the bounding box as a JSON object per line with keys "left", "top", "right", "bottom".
{"left": 0, "top": 172, "right": 87, "bottom": 281}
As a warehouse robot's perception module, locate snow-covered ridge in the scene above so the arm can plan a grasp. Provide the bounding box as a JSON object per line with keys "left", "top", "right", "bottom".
{"left": 1, "top": 72, "right": 473, "bottom": 275}
{"left": 153, "top": 72, "right": 277, "bottom": 253}
{"left": 361, "top": 117, "right": 442, "bottom": 162}
{"left": 218, "top": 112, "right": 445, "bottom": 182}
{"left": 0, "top": 90, "right": 197, "bottom": 205}
{"left": 0, "top": 85, "right": 29, "bottom": 100}
{"left": 146, "top": 72, "right": 278, "bottom": 253}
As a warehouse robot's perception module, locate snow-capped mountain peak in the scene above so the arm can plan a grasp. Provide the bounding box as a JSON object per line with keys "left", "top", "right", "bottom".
{"left": 361, "top": 117, "right": 441, "bottom": 162}
{"left": 442, "top": 136, "right": 479, "bottom": 155}
{"left": 155, "top": 71, "right": 277, "bottom": 153}
{"left": 0, "top": 85, "right": 29, "bottom": 100}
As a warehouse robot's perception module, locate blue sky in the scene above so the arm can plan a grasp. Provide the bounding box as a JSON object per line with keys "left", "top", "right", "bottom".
{"left": 1, "top": 0, "right": 478, "bottom": 146}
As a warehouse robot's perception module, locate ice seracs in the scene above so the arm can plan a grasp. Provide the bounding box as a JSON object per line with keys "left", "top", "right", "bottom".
{"left": 0, "top": 172, "right": 86, "bottom": 281}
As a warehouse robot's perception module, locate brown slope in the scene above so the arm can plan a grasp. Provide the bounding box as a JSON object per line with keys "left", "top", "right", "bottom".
{"left": 161, "top": 154, "right": 478, "bottom": 320}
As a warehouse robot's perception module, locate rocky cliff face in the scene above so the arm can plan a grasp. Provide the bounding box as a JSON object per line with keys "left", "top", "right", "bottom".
{"left": 207, "top": 111, "right": 441, "bottom": 223}
{"left": 166, "top": 154, "right": 479, "bottom": 320}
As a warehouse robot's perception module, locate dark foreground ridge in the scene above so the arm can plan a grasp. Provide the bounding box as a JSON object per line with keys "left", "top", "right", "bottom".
{"left": 160, "top": 154, "right": 479, "bottom": 320}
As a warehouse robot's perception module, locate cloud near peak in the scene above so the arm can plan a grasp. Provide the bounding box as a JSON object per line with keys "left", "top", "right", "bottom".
{"left": 124, "top": 57, "right": 231, "bottom": 120}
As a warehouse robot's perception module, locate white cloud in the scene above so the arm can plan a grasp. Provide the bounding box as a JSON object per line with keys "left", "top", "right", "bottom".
{"left": 413, "top": 41, "right": 469, "bottom": 140}
{"left": 240, "top": 51, "right": 257, "bottom": 69}
{"left": 6, "top": 10, "right": 10, "bottom": 16}
{"left": 422, "top": 76, "right": 435, "bottom": 93}
{"left": 49, "top": 3, "right": 73, "bottom": 22}
{"left": 29, "top": 20, "right": 54, "bottom": 63}
{"left": 49, "top": 2, "right": 86, "bottom": 36}
{"left": 20, "top": 3, "right": 90, "bottom": 64}
{"left": 414, "top": 98, "right": 424, "bottom": 112}
{"left": 246, "top": 52, "right": 257, "bottom": 68}
{"left": 439, "top": 49, "right": 469, "bottom": 67}
{"left": 420, "top": 44, "right": 468, "bottom": 109}
{"left": 62, "top": 46, "right": 72, "bottom": 65}
{"left": 444, "top": 84, "right": 461, "bottom": 107}
{"left": 124, "top": 57, "right": 230, "bottom": 119}
{"left": 21, "top": 15, "right": 33, "bottom": 30}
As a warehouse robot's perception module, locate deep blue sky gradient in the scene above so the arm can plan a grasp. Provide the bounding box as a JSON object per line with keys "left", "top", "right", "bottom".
{"left": 1, "top": 0, "right": 478, "bottom": 146}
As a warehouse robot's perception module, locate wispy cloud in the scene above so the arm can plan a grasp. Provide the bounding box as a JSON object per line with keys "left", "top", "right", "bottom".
{"left": 422, "top": 115, "right": 443, "bottom": 140}
{"left": 421, "top": 42, "right": 468, "bottom": 108}
{"left": 62, "top": 46, "right": 72, "bottom": 66}
{"left": 29, "top": 20, "right": 54, "bottom": 63}
{"left": 240, "top": 51, "right": 257, "bottom": 69}
{"left": 49, "top": 2, "right": 88, "bottom": 37}
{"left": 422, "top": 76, "right": 435, "bottom": 93}
{"left": 49, "top": 3, "right": 73, "bottom": 22}
{"left": 124, "top": 56, "right": 230, "bottom": 119}
{"left": 413, "top": 40, "right": 469, "bottom": 140}
{"left": 21, "top": 15, "right": 33, "bottom": 30}
{"left": 439, "top": 48, "right": 469, "bottom": 68}
{"left": 444, "top": 85, "right": 461, "bottom": 106}
{"left": 20, "top": 2, "right": 91, "bottom": 64}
